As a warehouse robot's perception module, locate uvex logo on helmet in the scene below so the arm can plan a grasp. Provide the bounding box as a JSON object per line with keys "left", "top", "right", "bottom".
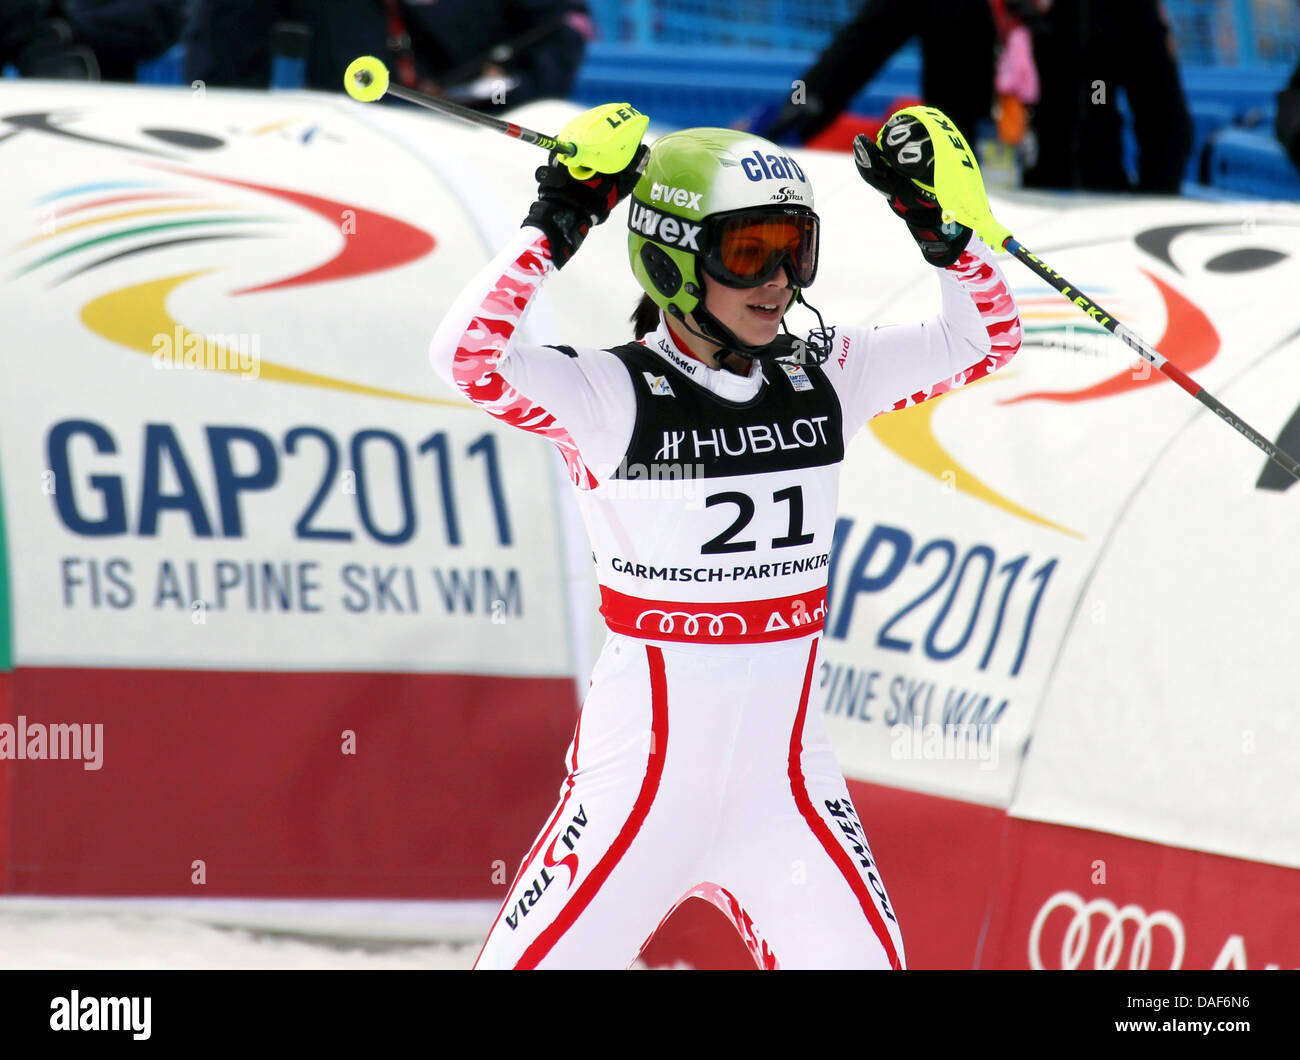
{"left": 650, "top": 182, "right": 703, "bottom": 210}
{"left": 628, "top": 201, "right": 702, "bottom": 250}
{"left": 740, "top": 149, "right": 807, "bottom": 184}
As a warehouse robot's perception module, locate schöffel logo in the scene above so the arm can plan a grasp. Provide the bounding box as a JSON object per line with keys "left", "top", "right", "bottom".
{"left": 628, "top": 201, "right": 702, "bottom": 250}
{"left": 740, "top": 149, "right": 807, "bottom": 183}
{"left": 657, "top": 337, "right": 701, "bottom": 378}
{"left": 649, "top": 182, "right": 703, "bottom": 210}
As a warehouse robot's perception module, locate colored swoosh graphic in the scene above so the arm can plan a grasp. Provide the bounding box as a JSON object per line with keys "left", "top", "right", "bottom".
{"left": 251, "top": 117, "right": 299, "bottom": 137}
{"left": 15, "top": 217, "right": 272, "bottom": 275}
{"left": 50, "top": 190, "right": 196, "bottom": 216}
{"left": 80, "top": 271, "right": 463, "bottom": 408}
{"left": 999, "top": 269, "right": 1219, "bottom": 406}
{"left": 19, "top": 164, "right": 453, "bottom": 405}
{"left": 57, "top": 233, "right": 265, "bottom": 284}
{"left": 34, "top": 180, "right": 162, "bottom": 204}
{"left": 155, "top": 168, "right": 437, "bottom": 294}
{"left": 15, "top": 202, "right": 241, "bottom": 248}
{"left": 868, "top": 374, "right": 1084, "bottom": 539}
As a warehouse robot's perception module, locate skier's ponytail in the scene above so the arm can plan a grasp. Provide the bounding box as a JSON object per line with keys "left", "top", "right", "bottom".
{"left": 631, "top": 292, "right": 660, "bottom": 339}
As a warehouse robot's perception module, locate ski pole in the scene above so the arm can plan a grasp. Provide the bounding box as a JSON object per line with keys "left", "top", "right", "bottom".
{"left": 1003, "top": 237, "right": 1300, "bottom": 479}
{"left": 342, "top": 55, "right": 648, "bottom": 179}
{"left": 895, "top": 104, "right": 1300, "bottom": 482}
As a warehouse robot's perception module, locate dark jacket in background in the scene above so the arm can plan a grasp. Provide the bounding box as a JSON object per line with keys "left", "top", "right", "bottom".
{"left": 58, "top": 0, "right": 187, "bottom": 81}
{"left": 0, "top": 0, "right": 99, "bottom": 76}
{"left": 1278, "top": 61, "right": 1300, "bottom": 173}
{"left": 1022, "top": 0, "right": 1192, "bottom": 193}
{"left": 184, "top": 0, "right": 589, "bottom": 109}
{"left": 757, "top": 0, "right": 997, "bottom": 148}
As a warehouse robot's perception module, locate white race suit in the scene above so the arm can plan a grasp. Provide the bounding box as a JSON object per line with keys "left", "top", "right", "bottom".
{"left": 430, "top": 223, "right": 1021, "bottom": 969}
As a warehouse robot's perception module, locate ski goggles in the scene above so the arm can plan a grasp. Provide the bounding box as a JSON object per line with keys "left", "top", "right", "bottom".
{"left": 702, "top": 208, "right": 819, "bottom": 289}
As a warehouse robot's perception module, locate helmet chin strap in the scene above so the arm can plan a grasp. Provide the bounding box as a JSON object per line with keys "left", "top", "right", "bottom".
{"left": 665, "top": 285, "right": 834, "bottom": 366}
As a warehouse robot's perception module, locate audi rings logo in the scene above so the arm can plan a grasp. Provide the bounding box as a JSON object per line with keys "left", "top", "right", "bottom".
{"left": 1029, "top": 890, "right": 1186, "bottom": 970}
{"left": 635, "top": 609, "right": 748, "bottom": 636}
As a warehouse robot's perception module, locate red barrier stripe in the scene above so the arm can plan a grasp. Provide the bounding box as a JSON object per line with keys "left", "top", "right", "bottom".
{"left": 786, "top": 639, "right": 902, "bottom": 969}
{"left": 0, "top": 673, "right": 10, "bottom": 886}
{"left": 4, "top": 668, "right": 576, "bottom": 899}
{"left": 516, "top": 646, "right": 669, "bottom": 968}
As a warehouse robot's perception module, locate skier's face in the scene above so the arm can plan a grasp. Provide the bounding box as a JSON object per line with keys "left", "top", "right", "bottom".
{"left": 699, "top": 270, "right": 796, "bottom": 348}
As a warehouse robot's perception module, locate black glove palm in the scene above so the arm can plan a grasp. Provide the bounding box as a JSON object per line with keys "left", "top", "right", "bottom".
{"left": 854, "top": 115, "right": 973, "bottom": 268}
{"left": 523, "top": 144, "right": 649, "bottom": 268}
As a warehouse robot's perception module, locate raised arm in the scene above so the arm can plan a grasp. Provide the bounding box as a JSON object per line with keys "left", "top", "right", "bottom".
{"left": 429, "top": 137, "right": 648, "bottom": 489}
{"left": 829, "top": 113, "right": 1020, "bottom": 429}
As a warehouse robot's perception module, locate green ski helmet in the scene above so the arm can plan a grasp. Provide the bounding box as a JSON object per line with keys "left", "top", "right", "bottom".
{"left": 626, "top": 128, "right": 832, "bottom": 362}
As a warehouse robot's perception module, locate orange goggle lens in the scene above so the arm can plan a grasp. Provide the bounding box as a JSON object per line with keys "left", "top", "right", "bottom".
{"left": 710, "top": 213, "right": 818, "bottom": 288}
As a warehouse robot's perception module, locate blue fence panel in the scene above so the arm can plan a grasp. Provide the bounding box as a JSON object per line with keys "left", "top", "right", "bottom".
{"left": 1181, "top": 63, "right": 1297, "bottom": 113}
{"left": 136, "top": 42, "right": 185, "bottom": 85}
{"left": 587, "top": 0, "right": 858, "bottom": 49}
{"left": 1206, "top": 125, "right": 1300, "bottom": 195}
{"left": 586, "top": 0, "right": 1300, "bottom": 69}
{"left": 574, "top": 41, "right": 919, "bottom": 130}
{"left": 1172, "top": 0, "right": 1300, "bottom": 67}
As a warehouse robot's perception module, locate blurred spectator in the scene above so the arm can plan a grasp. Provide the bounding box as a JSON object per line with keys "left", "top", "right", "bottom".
{"left": 184, "top": 0, "right": 592, "bottom": 109}
{"left": 1022, "top": 0, "right": 1192, "bottom": 193}
{"left": 56, "top": 0, "right": 188, "bottom": 81}
{"left": 990, "top": 0, "right": 1039, "bottom": 149}
{"left": 1278, "top": 59, "right": 1300, "bottom": 175}
{"left": 752, "top": 0, "right": 998, "bottom": 149}
{"left": 0, "top": 0, "right": 99, "bottom": 76}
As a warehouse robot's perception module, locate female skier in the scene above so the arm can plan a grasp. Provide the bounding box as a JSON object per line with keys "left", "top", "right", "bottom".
{"left": 430, "top": 111, "right": 1021, "bottom": 969}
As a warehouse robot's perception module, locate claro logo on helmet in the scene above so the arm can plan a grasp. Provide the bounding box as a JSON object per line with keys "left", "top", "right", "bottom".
{"left": 628, "top": 201, "right": 702, "bottom": 250}
{"left": 740, "top": 149, "right": 807, "bottom": 183}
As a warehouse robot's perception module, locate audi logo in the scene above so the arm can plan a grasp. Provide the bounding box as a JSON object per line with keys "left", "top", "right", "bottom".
{"left": 1029, "top": 890, "right": 1186, "bottom": 970}
{"left": 635, "top": 609, "right": 748, "bottom": 636}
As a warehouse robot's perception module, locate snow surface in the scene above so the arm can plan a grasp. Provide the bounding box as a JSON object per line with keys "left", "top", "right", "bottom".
{"left": 0, "top": 899, "right": 674, "bottom": 969}
{"left": 0, "top": 911, "right": 476, "bottom": 970}
{"left": 0, "top": 898, "right": 486, "bottom": 969}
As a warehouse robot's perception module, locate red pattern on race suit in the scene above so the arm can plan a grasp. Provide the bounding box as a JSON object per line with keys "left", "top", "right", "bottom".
{"left": 640, "top": 882, "right": 780, "bottom": 969}
{"left": 880, "top": 247, "right": 1022, "bottom": 415}
{"left": 448, "top": 233, "right": 598, "bottom": 490}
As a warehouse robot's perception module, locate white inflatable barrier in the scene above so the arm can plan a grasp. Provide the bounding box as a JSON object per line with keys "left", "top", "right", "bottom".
{"left": 0, "top": 82, "right": 1296, "bottom": 966}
